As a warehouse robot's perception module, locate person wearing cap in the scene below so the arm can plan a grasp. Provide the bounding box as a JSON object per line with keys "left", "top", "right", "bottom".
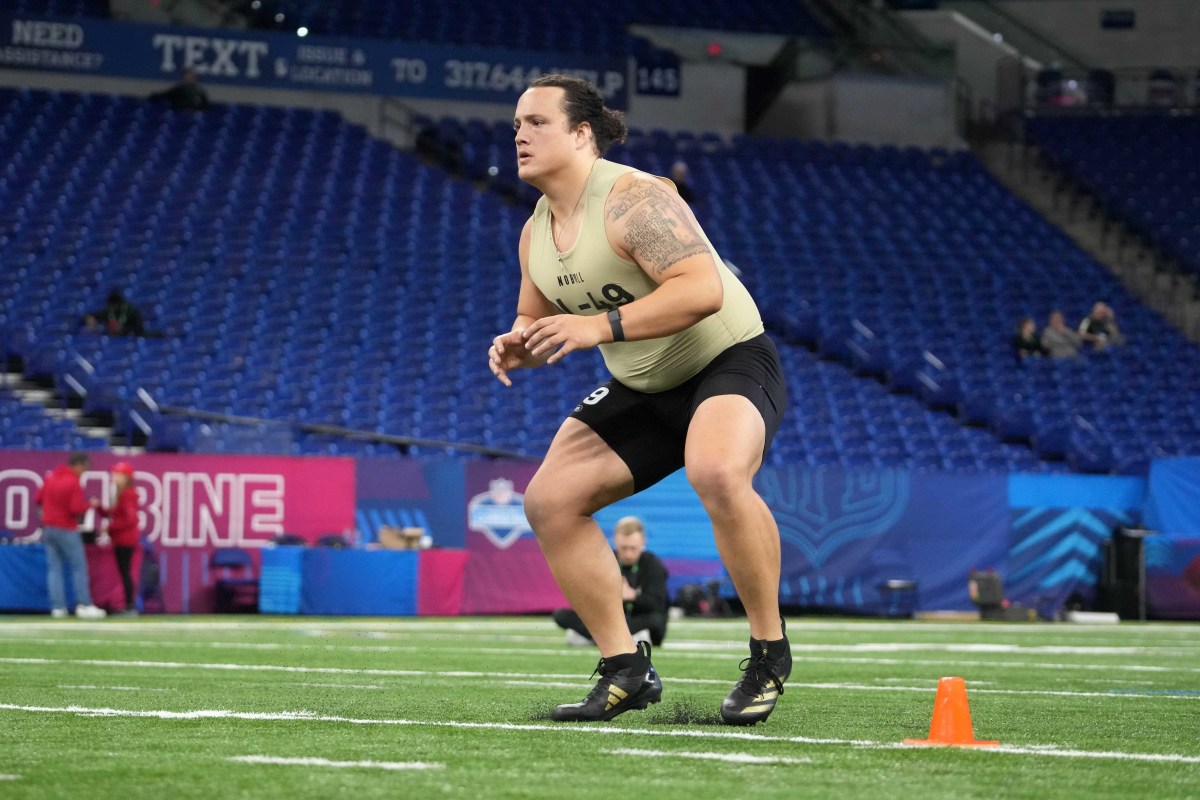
{"left": 97, "top": 462, "right": 140, "bottom": 615}
{"left": 35, "top": 452, "right": 106, "bottom": 618}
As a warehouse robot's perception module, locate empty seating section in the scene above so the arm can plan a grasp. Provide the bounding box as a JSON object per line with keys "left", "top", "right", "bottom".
{"left": 1025, "top": 114, "right": 1200, "bottom": 281}
{"left": 3, "top": 87, "right": 1199, "bottom": 472}
{"left": 265, "top": 0, "right": 826, "bottom": 51}
{"left": 0, "top": 87, "right": 605, "bottom": 457}
{"left": 600, "top": 132, "right": 1200, "bottom": 473}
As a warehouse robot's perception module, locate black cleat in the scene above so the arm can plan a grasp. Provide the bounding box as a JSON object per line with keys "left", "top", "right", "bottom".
{"left": 551, "top": 641, "right": 663, "bottom": 722}
{"left": 721, "top": 630, "right": 792, "bottom": 726}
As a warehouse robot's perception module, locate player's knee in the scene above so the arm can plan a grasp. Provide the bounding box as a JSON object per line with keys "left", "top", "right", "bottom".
{"left": 523, "top": 476, "right": 572, "bottom": 533}
{"left": 686, "top": 459, "right": 746, "bottom": 506}
{"left": 523, "top": 483, "right": 551, "bottom": 532}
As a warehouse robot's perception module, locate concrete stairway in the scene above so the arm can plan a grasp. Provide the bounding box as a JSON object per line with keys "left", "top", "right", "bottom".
{"left": 1, "top": 370, "right": 146, "bottom": 454}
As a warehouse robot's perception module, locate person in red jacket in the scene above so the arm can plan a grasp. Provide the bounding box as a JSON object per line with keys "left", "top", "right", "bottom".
{"left": 97, "top": 461, "right": 140, "bottom": 615}
{"left": 34, "top": 452, "right": 106, "bottom": 618}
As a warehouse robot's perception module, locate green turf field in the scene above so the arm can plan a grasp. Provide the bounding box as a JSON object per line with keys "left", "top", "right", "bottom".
{"left": 1, "top": 616, "right": 1198, "bottom": 799}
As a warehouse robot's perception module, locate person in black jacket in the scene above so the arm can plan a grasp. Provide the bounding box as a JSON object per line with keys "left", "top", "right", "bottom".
{"left": 83, "top": 289, "right": 145, "bottom": 337}
{"left": 553, "top": 516, "right": 669, "bottom": 646}
{"left": 1012, "top": 317, "right": 1046, "bottom": 362}
{"left": 150, "top": 68, "right": 210, "bottom": 111}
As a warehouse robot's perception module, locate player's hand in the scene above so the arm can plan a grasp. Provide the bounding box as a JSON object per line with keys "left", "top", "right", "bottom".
{"left": 621, "top": 579, "right": 638, "bottom": 602}
{"left": 489, "top": 330, "right": 534, "bottom": 387}
{"left": 522, "top": 314, "right": 607, "bottom": 365}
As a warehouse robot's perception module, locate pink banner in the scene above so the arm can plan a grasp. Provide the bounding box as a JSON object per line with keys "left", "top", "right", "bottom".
{"left": 0, "top": 450, "right": 355, "bottom": 546}
{"left": 0, "top": 450, "right": 355, "bottom": 613}
{"left": 460, "top": 460, "right": 567, "bottom": 614}
{"left": 417, "top": 549, "right": 469, "bottom": 616}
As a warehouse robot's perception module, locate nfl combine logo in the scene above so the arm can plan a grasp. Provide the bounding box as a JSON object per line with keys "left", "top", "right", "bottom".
{"left": 467, "top": 478, "right": 532, "bottom": 550}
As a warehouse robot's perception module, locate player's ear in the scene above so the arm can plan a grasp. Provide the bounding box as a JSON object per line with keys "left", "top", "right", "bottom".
{"left": 574, "top": 121, "right": 594, "bottom": 151}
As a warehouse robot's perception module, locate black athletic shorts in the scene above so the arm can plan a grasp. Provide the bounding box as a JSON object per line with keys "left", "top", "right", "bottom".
{"left": 569, "top": 333, "right": 787, "bottom": 492}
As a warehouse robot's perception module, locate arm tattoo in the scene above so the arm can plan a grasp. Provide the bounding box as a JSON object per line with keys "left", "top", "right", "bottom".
{"left": 607, "top": 180, "right": 659, "bottom": 221}
{"left": 608, "top": 179, "right": 710, "bottom": 275}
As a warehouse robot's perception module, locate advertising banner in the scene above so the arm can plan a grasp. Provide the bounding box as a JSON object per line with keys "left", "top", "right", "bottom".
{"left": 0, "top": 450, "right": 354, "bottom": 546}
{"left": 461, "top": 460, "right": 566, "bottom": 614}
{"left": 0, "top": 15, "right": 629, "bottom": 107}
{"left": 760, "top": 467, "right": 1010, "bottom": 614}
{"left": 1143, "top": 457, "right": 1200, "bottom": 536}
{"left": 0, "top": 450, "right": 354, "bottom": 613}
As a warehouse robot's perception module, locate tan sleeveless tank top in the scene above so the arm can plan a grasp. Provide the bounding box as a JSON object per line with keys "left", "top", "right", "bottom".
{"left": 528, "top": 159, "right": 763, "bottom": 393}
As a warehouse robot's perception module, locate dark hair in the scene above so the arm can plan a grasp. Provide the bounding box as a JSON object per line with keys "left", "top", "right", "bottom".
{"left": 529, "top": 74, "right": 627, "bottom": 156}
{"left": 106, "top": 289, "right": 124, "bottom": 305}
{"left": 67, "top": 451, "right": 90, "bottom": 467}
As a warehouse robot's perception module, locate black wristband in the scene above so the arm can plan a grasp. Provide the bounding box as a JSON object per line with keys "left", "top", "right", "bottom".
{"left": 607, "top": 308, "right": 625, "bottom": 342}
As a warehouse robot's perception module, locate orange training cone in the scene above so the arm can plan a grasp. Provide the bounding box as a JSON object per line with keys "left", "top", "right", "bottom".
{"left": 903, "top": 676, "right": 1000, "bottom": 747}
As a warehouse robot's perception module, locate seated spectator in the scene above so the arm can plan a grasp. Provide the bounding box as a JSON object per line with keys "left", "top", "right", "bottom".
{"left": 83, "top": 290, "right": 144, "bottom": 337}
{"left": 669, "top": 160, "right": 697, "bottom": 205}
{"left": 1012, "top": 317, "right": 1046, "bottom": 361}
{"left": 1040, "top": 310, "right": 1083, "bottom": 358}
{"left": 552, "top": 516, "right": 669, "bottom": 647}
{"left": 1078, "top": 301, "right": 1124, "bottom": 350}
{"left": 150, "top": 68, "right": 210, "bottom": 111}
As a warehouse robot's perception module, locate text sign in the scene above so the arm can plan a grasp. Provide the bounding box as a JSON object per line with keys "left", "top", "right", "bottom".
{"left": 0, "top": 451, "right": 354, "bottom": 548}
{"left": 0, "top": 15, "right": 629, "bottom": 107}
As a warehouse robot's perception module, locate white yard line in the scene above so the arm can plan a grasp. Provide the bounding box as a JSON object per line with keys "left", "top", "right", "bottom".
{"left": 4, "top": 657, "right": 1197, "bottom": 700}
{"left": 606, "top": 747, "right": 810, "bottom": 765}
{"left": 228, "top": 755, "right": 442, "bottom": 771}
{"left": 0, "top": 774, "right": 21, "bottom": 781}
{"left": 2, "top": 703, "right": 1199, "bottom": 765}
{"left": 5, "top": 638, "right": 1200, "bottom": 674}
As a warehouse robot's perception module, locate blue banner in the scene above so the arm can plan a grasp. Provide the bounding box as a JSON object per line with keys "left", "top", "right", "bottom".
{"left": 0, "top": 15, "right": 628, "bottom": 108}
{"left": 1144, "top": 457, "right": 1200, "bottom": 537}
{"left": 759, "top": 467, "right": 1011, "bottom": 613}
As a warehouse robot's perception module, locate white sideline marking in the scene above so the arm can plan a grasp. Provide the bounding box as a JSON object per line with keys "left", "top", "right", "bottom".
{"left": 786, "top": 656, "right": 1200, "bottom": 675}
{"left": 663, "top": 641, "right": 1200, "bottom": 656}
{"left": 298, "top": 683, "right": 385, "bottom": 690}
{"left": 228, "top": 755, "right": 442, "bottom": 771}
{"left": 607, "top": 747, "right": 810, "bottom": 765}
{"left": 0, "top": 619, "right": 559, "bottom": 633}
{"left": 6, "top": 639, "right": 1200, "bottom": 677}
{"left": 3, "top": 703, "right": 1199, "bottom": 765}
{"left": 58, "top": 685, "right": 173, "bottom": 692}
{"left": 0, "top": 774, "right": 21, "bottom": 781}
{"left": 2, "top": 657, "right": 1195, "bottom": 700}
{"left": 10, "top": 635, "right": 1200, "bottom": 659}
